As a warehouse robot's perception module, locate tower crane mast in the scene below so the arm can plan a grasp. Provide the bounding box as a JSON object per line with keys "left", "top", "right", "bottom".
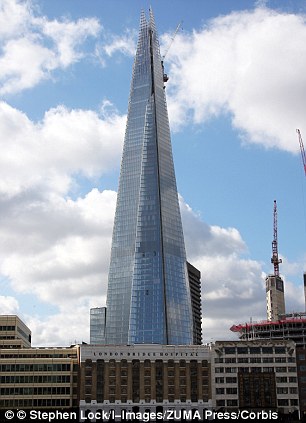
{"left": 271, "top": 200, "right": 282, "bottom": 276}
{"left": 161, "top": 21, "right": 183, "bottom": 83}
{"left": 297, "top": 129, "right": 306, "bottom": 176}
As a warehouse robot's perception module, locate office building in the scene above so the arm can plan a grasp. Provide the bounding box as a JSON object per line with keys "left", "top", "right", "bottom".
{"left": 79, "top": 344, "right": 211, "bottom": 417}
{"left": 231, "top": 312, "right": 306, "bottom": 416}
{"left": 0, "top": 315, "right": 31, "bottom": 349}
{"left": 211, "top": 340, "right": 299, "bottom": 415}
{"left": 187, "top": 262, "right": 202, "bottom": 345}
{"left": 105, "top": 9, "right": 193, "bottom": 345}
{"left": 90, "top": 307, "right": 106, "bottom": 344}
{"left": 0, "top": 346, "right": 79, "bottom": 409}
{"left": 0, "top": 315, "right": 79, "bottom": 409}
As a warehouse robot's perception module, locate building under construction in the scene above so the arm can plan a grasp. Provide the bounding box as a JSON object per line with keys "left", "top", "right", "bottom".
{"left": 266, "top": 200, "right": 285, "bottom": 321}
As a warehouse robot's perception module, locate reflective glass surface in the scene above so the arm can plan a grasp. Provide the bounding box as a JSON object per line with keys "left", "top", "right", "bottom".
{"left": 105, "top": 10, "right": 193, "bottom": 345}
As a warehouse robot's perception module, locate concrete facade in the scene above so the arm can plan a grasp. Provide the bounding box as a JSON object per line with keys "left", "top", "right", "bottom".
{"left": 0, "top": 346, "right": 79, "bottom": 409}
{"left": 79, "top": 344, "right": 211, "bottom": 418}
{"left": 211, "top": 340, "right": 299, "bottom": 415}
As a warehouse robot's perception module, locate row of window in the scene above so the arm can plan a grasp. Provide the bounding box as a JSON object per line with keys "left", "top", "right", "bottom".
{"left": 215, "top": 357, "right": 295, "bottom": 364}
{"left": 216, "top": 399, "right": 298, "bottom": 407}
{"left": 0, "top": 363, "right": 72, "bottom": 372}
{"left": 215, "top": 376, "right": 297, "bottom": 384}
{"left": 0, "top": 398, "right": 72, "bottom": 407}
{"left": 0, "top": 375, "right": 74, "bottom": 384}
{"left": 216, "top": 388, "right": 238, "bottom": 395}
{"left": 215, "top": 366, "right": 296, "bottom": 373}
{"left": 1, "top": 387, "right": 71, "bottom": 395}
{"left": 220, "top": 346, "right": 287, "bottom": 355}
{"left": 0, "top": 325, "right": 16, "bottom": 331}
{"left": 0, "top": 353, "right": 77, "bottom": 358}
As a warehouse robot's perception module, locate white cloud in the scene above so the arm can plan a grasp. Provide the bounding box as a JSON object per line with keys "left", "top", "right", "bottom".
{"left": 0, "top": 296, "right": 19, "bottom": 314}
{"left": 166, "top": 7, "right": 306, "bottom": 152}
{"left": 95, "top": 29, "right": 137, "bottom": 66}
{"left": 38, "top": 17, "right": 101, "bottom": 67}
{"left": 0, "top": 188, "right": 115, "bottom": 347}
{"left": 0, "top": 101, "right": 125, "bottom": 197}
{"left": 0, "top": 0, "right": 101, "bottom": 94}
{"left": 181, "top": 197, "right": 266, "bottom": 342}
{"left": 0, "top": 0, "right": 30, "bottom": 39}
{"left": 101, "top": 30, "right": 136, "bottom": 57}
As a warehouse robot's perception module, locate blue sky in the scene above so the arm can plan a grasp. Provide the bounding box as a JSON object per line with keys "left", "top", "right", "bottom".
{"left": 1, "top": 0, "right": 306, "bottom": 345}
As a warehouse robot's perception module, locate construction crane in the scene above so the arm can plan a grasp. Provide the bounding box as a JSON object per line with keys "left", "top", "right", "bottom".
{"left": 297, "top": 129, "right": 306, "bottom": 176}
{"left": 161, "top": 21, "right": 183, "bottom": 83}
{"left": 271, "top": 200, "right": 282, "bottom": 276}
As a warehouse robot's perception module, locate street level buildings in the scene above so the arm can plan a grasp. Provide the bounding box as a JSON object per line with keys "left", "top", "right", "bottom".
{"left": 0, "top": 345, "right": 79, "bottom": 409}
{"left": 231, "top": 313, "right": 306, "bottom": 417}
{"left": 211, "top": 340, "right": 299, "bottom": 415}
{"left": 104, "top": 9, "right": 193, "bottom": 345}
{"left": 79, "top": 343, "right": 211, "bottom": 418}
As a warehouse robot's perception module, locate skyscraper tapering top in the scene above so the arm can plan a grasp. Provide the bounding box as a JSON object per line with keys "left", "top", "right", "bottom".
{"left": 105, "top": 10, "right": 193, "bottom": 345}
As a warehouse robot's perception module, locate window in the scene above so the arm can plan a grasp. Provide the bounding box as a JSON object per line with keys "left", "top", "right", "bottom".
{"left": 275, "top": 367, "right": 287, "bottom": 372}
{"left": 216, "top": 400, "right": 225, "bottom": 407}
{"left": 238, "top": 357, "right": 248, "bottom": 363}
{"left": 226, "top": 388, "right": 237, "bottom": 395}
{"left": 275, "top": 347, "right": 286, "bottom": 354}
{"left": 216, "top": 388, "right": 224, "bottom": 395}
{"left": 250, "top": 357, "right": 261, "bottom": 363}
{"left": 277, "top": 387, "right": 288, "bottom": 394}
{"left": 278, "top": 399, "right": 289, "bottom": 406}
{"left": 262, "top": 347, "right": 273, "bottom": 354}
{"left": 226, "top": 377, "right": 237, "bottom": 383}
{"left": 262, "top": 357, "right": 273, "bottom": 363}
{"left": 225, "top": 358, "right": 236, "bottom": 363}
{"left": 227, "top": 400, "right": 238, "bottom": 407}
{"left": 226, "top": 367, "right": 237, "bottom": 373}
{"left": 237, "top": 347, "right": 248, "bottom": 354}
{"left": 224, "top": 347, "right": 236, "bottom": 354}
{"left": 215, "top": 367, "right": 224, "bottom": 373}
{"left": 250, "top": 347, "right": 261, "bottom": 354}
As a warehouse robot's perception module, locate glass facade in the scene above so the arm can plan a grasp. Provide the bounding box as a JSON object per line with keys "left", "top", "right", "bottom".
{"left": 105, "top": 10, "right": 193, "bottom": 345}
{"left": 90, "top": 307, "right": 106, "bottom": 344}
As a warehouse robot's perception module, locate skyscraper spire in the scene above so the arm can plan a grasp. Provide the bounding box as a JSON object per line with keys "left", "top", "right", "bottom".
{"left": 105, "top": 9, "right": 193, "bottom": 345}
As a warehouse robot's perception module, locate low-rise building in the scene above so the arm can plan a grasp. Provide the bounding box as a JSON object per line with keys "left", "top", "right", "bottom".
{"left": 211, "top": 340, "right": 299, "bottom": 416}
{"left": 0, "top": 346, "right": 79, "bottom": 409}
{"left": 79, "top": 344, "right": 211, "bottom": 418}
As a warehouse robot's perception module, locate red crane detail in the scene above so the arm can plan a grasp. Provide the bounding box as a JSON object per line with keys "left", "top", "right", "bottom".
{"left": 271, "top": 200, "right": 282, "bottom": 276}
{"left": 297, "top": 129, "right": 306, "bottom": 176}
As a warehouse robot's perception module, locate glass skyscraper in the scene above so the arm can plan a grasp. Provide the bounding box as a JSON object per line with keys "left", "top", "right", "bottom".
{"left": 105, "top": 10, "right": 193, "bottom": 345}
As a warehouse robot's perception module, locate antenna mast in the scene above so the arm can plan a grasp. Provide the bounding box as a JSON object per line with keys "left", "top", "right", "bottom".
{"left": 271, "top": 200, "right": 282, "bottom": 276}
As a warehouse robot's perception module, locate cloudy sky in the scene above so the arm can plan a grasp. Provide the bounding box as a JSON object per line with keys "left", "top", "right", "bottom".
{"left": 1, "top": 0, "right": 306, "bottom": 346}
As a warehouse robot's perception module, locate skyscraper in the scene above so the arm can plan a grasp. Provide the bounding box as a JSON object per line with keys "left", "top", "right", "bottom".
{"left": 105, "top": 10, "right": 193, "bottom": 345}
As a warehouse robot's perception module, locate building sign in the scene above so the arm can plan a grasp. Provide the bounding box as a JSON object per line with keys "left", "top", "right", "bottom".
{"left": 80, "top": 345, "right": 210, "bottom": 362}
